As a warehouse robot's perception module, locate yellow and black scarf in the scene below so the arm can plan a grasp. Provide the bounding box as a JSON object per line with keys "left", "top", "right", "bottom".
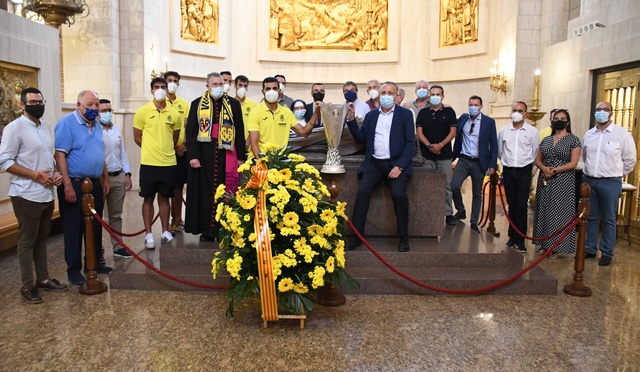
{"left": 197, "top": 91, "right": 235, "bottom": 150}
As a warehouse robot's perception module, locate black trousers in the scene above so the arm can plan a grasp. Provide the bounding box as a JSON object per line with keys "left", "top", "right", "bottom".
{"left": 351, "top": 158, "right": 409, "bottom": 238}
{"left": 502, "top": 164, "right": 533, "bottom": 243}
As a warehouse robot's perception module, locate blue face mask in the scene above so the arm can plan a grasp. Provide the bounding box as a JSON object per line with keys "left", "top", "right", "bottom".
{"left": 294, "top": 109, "right": 306, "bottom": 120}
{"left": 83, "top": 107, "right": 99, "bottom": 121}
{"left": 429, "top": 95, "right": 442, "bottom": 106}
{"left": 99, "top": 112, "right": 113, "bottom": 124}
{"left": 594, "top": 110, "right": 610, "bottom": 124}
{"left": 469, "top": 106, "right": 480, "bottom": 116}
{"left": 344, "top": 91, "right": 357, "bottom": 102}
{"left": 416, "top": 88, "right": 428, "bottom": 99}
{"left": 380, "top": 95, "right": 394, "bottom": 109}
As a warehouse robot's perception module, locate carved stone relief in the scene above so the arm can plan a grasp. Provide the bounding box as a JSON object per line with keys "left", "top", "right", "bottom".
{"left": 440, "top": 0, "right": 478, "bottom": 47}
{"left": 0, "top": 62, "right": 38, "bottom": 143}
{"left": 180, "top": 0, "right": 219, "bottom": 44}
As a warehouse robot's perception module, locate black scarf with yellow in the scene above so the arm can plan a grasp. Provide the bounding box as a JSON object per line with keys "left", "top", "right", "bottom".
{"left": 196, "top": 91, "right": 235, "bottom": 150}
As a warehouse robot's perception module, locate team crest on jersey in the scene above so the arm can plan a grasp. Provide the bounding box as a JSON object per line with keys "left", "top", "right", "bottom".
{"left": 167, "top": 115, "right": 172, "bottom": 121}
{"left": 280, "top": 114, "right": 284, "bottom": 121}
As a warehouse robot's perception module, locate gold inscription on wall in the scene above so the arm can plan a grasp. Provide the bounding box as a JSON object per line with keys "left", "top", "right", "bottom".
{"left": 440, "top": 0, "right": 478, "bottom": 47}
{"left": 180, "top": 0, "right": 219, "bottom": 44}
{"left": 0, "top": 62, "right": 38, "bottom": 143}
{"left": 269, "top": 0, "right": 389, "bottom": 51}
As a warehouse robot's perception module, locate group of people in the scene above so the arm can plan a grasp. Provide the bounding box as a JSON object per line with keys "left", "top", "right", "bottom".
{"left": 0, "top": 72, "right": 635, "bottom": 304}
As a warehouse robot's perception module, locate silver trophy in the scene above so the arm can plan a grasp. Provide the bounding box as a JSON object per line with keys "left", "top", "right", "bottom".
{"left": 319, "top": 103, "right": 347, "bottom": 174}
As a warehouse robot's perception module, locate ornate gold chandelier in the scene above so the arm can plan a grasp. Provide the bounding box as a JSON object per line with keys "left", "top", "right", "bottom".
{"left": 22, "top": 0, "right": 88, "bottom": 28}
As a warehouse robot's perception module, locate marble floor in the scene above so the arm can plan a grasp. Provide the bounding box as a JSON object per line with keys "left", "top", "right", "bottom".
{"left": 0, "top": 188, "right": 639, "bottom": 371}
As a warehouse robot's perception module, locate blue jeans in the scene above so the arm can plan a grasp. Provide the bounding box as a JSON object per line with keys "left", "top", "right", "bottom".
{"left": 582, "top": 175, "right": 622, "bottom": 257}
{"left": 451, "top": 158, "right": 485, "bottom": 225}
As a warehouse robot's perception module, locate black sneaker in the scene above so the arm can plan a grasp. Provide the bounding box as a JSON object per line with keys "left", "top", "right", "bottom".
{"left": 455, "top": 211, "right": 467, "bottom": 220}
{"left": 113, "top": 248, "right": 132, "bottom": 259}
{"left": 516, "top": 242, "right": 527, "bottom": 253}
{"left": 585, "top": 252, "right": 597, "bottom": 259}
{"left": 21, "top": 287, "right": 43, "bottom": 304}
{"left": 506, "top": 238, "right": 516, "bottom": 247}
{"left": 445, "top": 215, "right": 459, "bottom": 225}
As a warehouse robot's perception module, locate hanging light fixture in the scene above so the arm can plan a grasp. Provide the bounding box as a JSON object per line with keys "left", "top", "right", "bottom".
{"left": 22, "top": 0, "right": 88, "bottom": 28}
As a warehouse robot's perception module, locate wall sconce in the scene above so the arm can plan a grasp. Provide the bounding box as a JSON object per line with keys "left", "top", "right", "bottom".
{"left": 489, "top": 60, "right": 507, "bottom": 92}
{"left": 528, "top": 68, "right": 546, "bottom": 126}
{"left": 151, "top": 57, "right": 169, "bottom": 80}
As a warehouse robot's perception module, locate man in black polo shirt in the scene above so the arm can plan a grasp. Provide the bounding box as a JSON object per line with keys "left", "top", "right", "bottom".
{"left": 415, "top": 85, "right": 457, "bottom": 225}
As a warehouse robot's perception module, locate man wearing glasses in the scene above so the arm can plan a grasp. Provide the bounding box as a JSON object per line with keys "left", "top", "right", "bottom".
{"left": 415, "top": 85, "right": 457, "bottom": 225}
{"left": 55, "top": 90, "right": 112, "bottom": 285}
{"left": 451, "top": 95, "right": 498, "bottom": 231}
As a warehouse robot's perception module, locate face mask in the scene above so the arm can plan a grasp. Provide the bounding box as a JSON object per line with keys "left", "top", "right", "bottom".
{"left": 154, "top": 89, "right": 167, "bottom": 101}
{"left": 294, "top": 109, "right": 306, "bottom": 120}
{"left": 429, "top": 95, "right": 442, "bottom": 106}
{"left": 552, "top": 120, "right": 568, "bottom": 130}
{"left": 211, "top": 86, "right": 224, "bottom": 100}
{"left": 24, "top": 104, "right": 45, "bottom": 119}
{"left": 416, "top": 88, "right": 428, "bottom": 99}
{"left": 595, "top": 110, "right": 610, "bottom": 124}
{"left": 83, "top": 107, "right": 99, "bottom": 121}
{"left": 99, "top": 112, "right": 113, "bottom": 124}
{"left": 344, "top": 91, "right": 357, "bottom": 102}
{"left": 265, "top": 89, "right": 279, "bottom": 103}
{"left": 223, "top": 83, "right": 230, "bottom": 93}
{"left": 511, "top": 112, "right": 524, "bottom": 123}
{"left": 236, "top": 87, "right": 247, "bottom": 98}
{"left": 468, "top": 106, "right": 480, "bottom": 116}
{"left": 279, "top": 83, "right": 285, "bottom": 91}
{"left": 167, "top": 82, "right": 178, "bottom": 94}
{"left": 312, "top": 92, "right": 325, "bottom": 102}
{"left": 368, "top": 89, "right": 379, "bottom": 100}
{"left": 380, "top": 95, "right": 394, "bottom": 109}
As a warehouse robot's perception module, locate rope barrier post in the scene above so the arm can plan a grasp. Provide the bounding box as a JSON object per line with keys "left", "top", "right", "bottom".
{"left": 486, "top": 172, "right": 500, "bottom": 237}
{"left": 564, "top": 182, "right": 592, "bottom": 297}
{"left": 80, "top": 178, "right": 108, "bottom": 295}
{"left": 317, "top": 172, "right": 346, "bottom": 307}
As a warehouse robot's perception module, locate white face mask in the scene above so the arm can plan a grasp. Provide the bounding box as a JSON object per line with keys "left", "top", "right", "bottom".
{"left": 211, "top": 86, "right": 224, "bottom": 100}
{"left": 368, "top": 89, "right": 379, "bottom": 100}
{"left": 167, "top": 82, "right": 178, "bottom": 94}
{"left": 265, "top": 89, "right": 279, "bottom": 103}
{"left": 279, "top": 83, "right": 285, "bottom": 91}
{"left": 154, "top": 89, "right": 167, "bottom": 101}
{"left": 223, "top": 83, "right": 230, "bottom": 93}
{"left": 236, "top": 87, "right": 247, "bottom": 98}
{"left": 511, "top": 112, "right": 524, "bottom": 123}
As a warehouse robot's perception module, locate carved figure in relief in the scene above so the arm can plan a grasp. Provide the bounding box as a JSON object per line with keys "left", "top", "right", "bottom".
{"left": 180, "top": 0, "right": 218, "bottom": 44}
{"left": 440, "top": 0, "right": 478, "bottom": 47}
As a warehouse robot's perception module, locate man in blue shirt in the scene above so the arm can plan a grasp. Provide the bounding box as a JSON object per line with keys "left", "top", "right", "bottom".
{"left": 54, "top": 90, "right": 112, "bottom": 285}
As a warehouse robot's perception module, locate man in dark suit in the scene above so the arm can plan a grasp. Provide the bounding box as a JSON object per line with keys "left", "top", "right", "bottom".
{"left": 304, "top": 83, "right": 325, "bottom": 128}
{"left": 451, "top": 95, "right": 498, "bottom": 232}
{"left": 345, "top": 81, "right": 415, "bottom": 252}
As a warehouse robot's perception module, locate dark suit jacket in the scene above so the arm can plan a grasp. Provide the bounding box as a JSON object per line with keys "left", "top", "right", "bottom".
{"left": 303, "top": 102, "right": 322, "bottom": 127}
{"left": 346, "top": 105, "right": 415, "bottom": 176}
{"left": 452, "top": 113, "right": 498, "bottom": 172}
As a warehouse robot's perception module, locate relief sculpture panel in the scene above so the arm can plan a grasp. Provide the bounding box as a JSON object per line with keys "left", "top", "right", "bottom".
{"left": 440, "top": 0, "right": 478, "bottom": 47}
{"left": 269, "top": 0, "right": 388, "bottom": 51}
{"left": 0, "top": 62, "right": 38, "bottom": 144}
{"left": 180, "top": 0, "right": 219, "bottom": 44}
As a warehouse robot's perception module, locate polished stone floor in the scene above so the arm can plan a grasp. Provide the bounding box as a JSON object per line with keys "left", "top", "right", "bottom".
{"left": 1, "top": 188, "right": 639, "bottom": 371}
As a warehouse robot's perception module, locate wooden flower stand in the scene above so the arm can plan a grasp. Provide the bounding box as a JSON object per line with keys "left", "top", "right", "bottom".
{"left": 263, "top": 314, "right": 306, "bottom": 330}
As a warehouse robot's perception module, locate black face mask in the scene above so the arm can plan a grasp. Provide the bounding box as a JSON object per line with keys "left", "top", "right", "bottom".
{"left": 552, "top": 120, "right": 568, "bottom": 130}
{"left": 24, "top": 104, "right": 45, "bottom": 119}
{"left": 312, "top": 92, "right": 325, "bottom": 102}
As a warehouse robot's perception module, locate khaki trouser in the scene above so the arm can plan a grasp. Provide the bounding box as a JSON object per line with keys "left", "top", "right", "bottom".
{"left": 105, "top": 173, "right": 126, "bottom": 250}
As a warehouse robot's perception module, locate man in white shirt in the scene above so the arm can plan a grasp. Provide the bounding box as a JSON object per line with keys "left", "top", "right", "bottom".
{"left": 582, "top": 101, "right": 637, "bottom": 266}
{"left": 342, "top": 81, "right": 370, "bottom": 119}
{"left": 0, "top": 87, "right": 67, "bottom": 303}
{"left": 498, "top": 101, "right": 539, "bottom": 253}
{"left": 99, "top": 99, "right": 132, "bottom": 259}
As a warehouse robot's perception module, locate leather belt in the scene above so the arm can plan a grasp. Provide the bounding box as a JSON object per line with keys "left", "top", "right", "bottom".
{"left": 108, "top": 170, "right": 122, "bottom": 177}
{"left": 459, "top": 154, "right": 479, "bottom": 162}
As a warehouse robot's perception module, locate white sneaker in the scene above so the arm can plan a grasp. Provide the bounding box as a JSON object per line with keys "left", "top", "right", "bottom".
{"left": 161, "top": 231, "right": 174, "bottom": 245}
{"left": 144, "top": 233, "right": 155, "bottom": 250}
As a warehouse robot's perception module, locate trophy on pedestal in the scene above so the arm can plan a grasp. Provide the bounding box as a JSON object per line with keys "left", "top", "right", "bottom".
{"left": 319, "top": 103, "right": 348, "bottom": 174}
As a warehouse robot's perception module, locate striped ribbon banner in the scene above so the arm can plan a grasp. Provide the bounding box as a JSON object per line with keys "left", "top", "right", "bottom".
{"left": 245, "top": 161, "right": 278, "bottom": 322}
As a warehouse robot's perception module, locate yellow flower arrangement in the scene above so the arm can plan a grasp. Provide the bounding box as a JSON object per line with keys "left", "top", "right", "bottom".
{"left": 212, "top": 147, "right": 358, "bottom": 317}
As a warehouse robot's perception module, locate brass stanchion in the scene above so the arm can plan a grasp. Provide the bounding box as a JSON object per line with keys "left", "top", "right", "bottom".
{"left": 80, "top": 178, "right": 108, "bottom": 295}
{"left": 317, "top": 173, "right": 346, "bottom": 306}
{"left": 486, "top": 172, "right": 500, "bottom": 237}
{"left": 564, "top": 182, "right": 592, "bottom": 296}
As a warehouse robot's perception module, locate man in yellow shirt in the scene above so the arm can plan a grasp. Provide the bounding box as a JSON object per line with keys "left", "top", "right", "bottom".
{"left": 247, "top": 76, "right": 316, "bottom": 158}
{"left": 234, "top": 74, "right": 257, "bottom": 141}
{"left": 133, "top": 77, "right": 182, "bottom": 249}
{"left": 164, "top": 71, "right": 190, "bottom": 233}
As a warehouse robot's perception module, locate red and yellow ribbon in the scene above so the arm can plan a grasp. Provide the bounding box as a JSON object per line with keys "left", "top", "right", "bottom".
{"left": 245, "top": 160, "right": 278, "bottom": 322}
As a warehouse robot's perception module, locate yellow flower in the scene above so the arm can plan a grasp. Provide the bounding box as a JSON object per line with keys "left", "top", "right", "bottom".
{"left": 318, "top": 183, "right": 330, "bottom": 197}
{"left": 335, "top": 246, "right": 345, "bottom": 268}
{"left": 309, "top": 266, "right": 326, "bottom": 289}
{"left": 215, "top": 203, "right": 225, "bottom": 221}
{"left": 323, "top": 219, "right": 337, "bottom": 236}
{"left": 278, "top": 277, "right": 294, "bottom": 292}
{"left": 214, "top": 184, "right": 226, "bottom": 201}
{"left": 311, "top": 235, "right": 329, "bottom": 249}
{"left": 288, "top": 153, "right": 305, "bottom": 162}
{"left": 336, "top": 201, "right": 347, "bottom": 217}
{"left": 307, "top": 224, "right": 324, "bottom": 236}
{"left": 320, "top": 209, "right": 335, "bottom": 222}
{"left": 238, "top": 194, "right": 257, "bottom": 209}
{"left": 325, "top": 256, "right": 335, "bottom": 273}
{"left": 279, "top": 168, "right": 292, "bottom": 180}
{"left": 267, "top": 169, "right": 284, "bottom": 184}
{"left": 226, "top": 253, "right": 243, "bottom": 280}
{"left": 293, "top": 282, "right": 309, "bottom": 294}
{"left": 244, "top": 214, "right": 251, "bottom": 222}
{"left": 248, "top": 232, "right": 256, "bottom": 242}
{"left": 283, "top": 211, "right": 299, "bottom": 227}
{"left": 238, "top": 160, "right": 252, "bottom": 173}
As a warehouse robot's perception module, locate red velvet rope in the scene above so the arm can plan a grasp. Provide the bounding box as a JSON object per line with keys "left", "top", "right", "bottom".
{"left": 107, "top": 213, "right": 160, "bottom": 237}
{"left": 346, "top": 217, "right": 579, "bottom": 294}
{"left": 92, "top": 212, "right": 229, "bottom": 291}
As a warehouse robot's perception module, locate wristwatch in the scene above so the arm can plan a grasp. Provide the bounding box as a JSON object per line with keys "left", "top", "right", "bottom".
{"left": 551, "top": 168, "right": 557, "bottom": 174}
{"left": 125, "top": 172, "right": 132, "bottom": 176}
